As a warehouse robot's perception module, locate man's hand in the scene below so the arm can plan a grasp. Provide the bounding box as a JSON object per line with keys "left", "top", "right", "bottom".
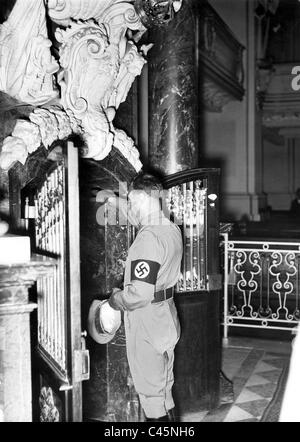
{"left": 108, "top": 288, "right": 123, "bottom": 311}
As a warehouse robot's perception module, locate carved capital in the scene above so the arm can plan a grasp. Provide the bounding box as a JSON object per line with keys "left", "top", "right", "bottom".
{"left": 47, "top": 0, "right": 144, "bottom": 32}
{"left": 47, "top": 0, "right": 181, "bottom": 29}
{"left": 134, "top": 0, "right": 182, "bottom": 28}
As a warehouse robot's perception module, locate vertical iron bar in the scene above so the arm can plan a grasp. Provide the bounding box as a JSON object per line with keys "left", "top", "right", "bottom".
{"left": 50, "top": 173, "right": 55, "bottom": 358}
{"left": 182, "top": 183, "right": 187, "bottom": 292}
{"left": 189, "top": 181, "right": 194, "bottom": 291}
{"left": 59, "top": 165, "right": 66, "bottom": 370}
{"left": 41, "top": 276, "right": 45, "bottom": 348}
{"left": 54, "top": 169, "right": 60, "bottom": 363}
{"left": 297, "top": 254, "right": 299, "bottom": 315}
{"left": 223, "top": 234, "right": 229, "bottom": 340}
{"left": 196, "top": 182, "right": 201, "bottom": 290}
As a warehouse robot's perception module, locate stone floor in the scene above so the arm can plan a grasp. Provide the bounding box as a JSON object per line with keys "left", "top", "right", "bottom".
{"left": 181, "top": 336, "right": 292, "bottom": 422}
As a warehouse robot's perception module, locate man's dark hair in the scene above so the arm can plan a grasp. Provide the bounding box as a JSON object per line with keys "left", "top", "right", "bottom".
{"left": 129, "top": 172, "right": 163, "bottom": 197}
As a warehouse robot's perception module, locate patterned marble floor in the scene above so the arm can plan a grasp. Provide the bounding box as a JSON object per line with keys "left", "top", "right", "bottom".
{"left": 181, "top": 337, "right": 292, "bottom": 422}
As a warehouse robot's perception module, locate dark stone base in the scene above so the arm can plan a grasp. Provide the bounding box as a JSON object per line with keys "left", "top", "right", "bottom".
{"left": 173, "top": 291, "right": 221, "bottom": 414}
{"left": 83, "top": 323, "right": 144, "bottom": 422}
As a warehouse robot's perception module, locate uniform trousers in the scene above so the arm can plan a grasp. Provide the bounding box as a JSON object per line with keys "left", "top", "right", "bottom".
{"left": 126, "top": 338, "right": 176, "bottom": 418}
{"left": 124, "top": 309, "right": 178, "bottom": 418}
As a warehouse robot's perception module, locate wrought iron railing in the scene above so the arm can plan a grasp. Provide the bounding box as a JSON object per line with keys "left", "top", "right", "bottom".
{"left": 34, "top": 164, "right": 67, "bottom": 376}
{"left": 222, "top": 233, "right": 300, "bottom": 338}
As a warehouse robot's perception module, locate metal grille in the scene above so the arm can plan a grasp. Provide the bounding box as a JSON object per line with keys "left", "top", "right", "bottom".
{"left": 222, "top": 234, "right": 300, "bottom": 337}
{"left": 165, "top": 179, "right": 207, "bottom": 292}
{"left": 35, "top": 164, "right": 67, "bottom": 375}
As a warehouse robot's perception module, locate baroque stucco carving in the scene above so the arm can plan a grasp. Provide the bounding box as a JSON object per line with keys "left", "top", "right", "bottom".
{"left": 47, "top": 0, "right": 182, "bottom": 28}
{"left": 0, "top": 0, "right": 181, "bottom": 171}
{"left": 0, "top": 0, "right": 59, "bottom": 105}
{"left": 55, "top": 19, "right": 146, "bottom": 162}
{"left": 39, "top": 386, "right": 60, "bottom": 422}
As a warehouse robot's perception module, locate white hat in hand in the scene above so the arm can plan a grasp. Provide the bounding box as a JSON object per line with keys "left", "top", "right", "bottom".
{"left": 87, "top": 299, "right": 121, "bottom": 344}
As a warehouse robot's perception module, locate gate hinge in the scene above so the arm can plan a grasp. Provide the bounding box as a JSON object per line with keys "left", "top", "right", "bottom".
{"left": 24, "top": 197, "right": 36, "bottom": 219}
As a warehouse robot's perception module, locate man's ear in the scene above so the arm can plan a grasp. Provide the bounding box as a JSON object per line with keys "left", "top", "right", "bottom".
{"left": 137, "top": 189, "right": 148, "bottom": 203}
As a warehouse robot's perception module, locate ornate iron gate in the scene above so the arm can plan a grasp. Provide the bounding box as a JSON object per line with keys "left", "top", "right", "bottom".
{"left": 28, "top": 141, "right": 89, "bottom": 422}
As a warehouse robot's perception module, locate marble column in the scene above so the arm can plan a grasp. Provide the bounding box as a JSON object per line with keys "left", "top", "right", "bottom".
{"left": 80, "top": 156, "right": 143, "bottom": 422}
{"left": 147, "top": 0, "right": 199, "bottom": 175}
{"left": 146, "top": 1, "right": 222, "bottom": 415}
{"left": 0, "top": 255, "right": 56, "bottom": 422}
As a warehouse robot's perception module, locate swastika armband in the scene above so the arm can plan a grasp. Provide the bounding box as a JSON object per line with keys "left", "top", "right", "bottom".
{"left": 130, "top": 260, "right": 161, "bottom": 285}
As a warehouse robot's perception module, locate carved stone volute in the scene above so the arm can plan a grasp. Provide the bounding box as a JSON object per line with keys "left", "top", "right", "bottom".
{"left": 56, "top": 22, "right": 114, "bottom": 115}
{"left": 0, "top": 0, "right": 182, "bottom": 172}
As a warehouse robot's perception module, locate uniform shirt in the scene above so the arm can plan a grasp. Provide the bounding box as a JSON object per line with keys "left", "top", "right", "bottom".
{"left": 112, "top": 211, "right": 183, "bottom": 310}
{"left": 110, "top": 211, "right": 183, "bottom": 353}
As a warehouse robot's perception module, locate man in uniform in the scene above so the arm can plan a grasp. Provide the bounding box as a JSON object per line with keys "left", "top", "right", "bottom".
{"left": 108, "top": 172, "right": 183, "bottom": 422}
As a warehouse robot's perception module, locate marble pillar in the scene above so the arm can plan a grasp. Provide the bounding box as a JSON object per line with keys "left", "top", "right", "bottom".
{"left": 0, "top": 255, "right": 56, "bottom": 422}
{"left": 148, "top": 0, "right": 199, "bottom": 175}
{"left": 146, "top": 2, "right": 221, "bottom": 414}
{"left": 80, "top": 153, "right": 143, "bottom": 422}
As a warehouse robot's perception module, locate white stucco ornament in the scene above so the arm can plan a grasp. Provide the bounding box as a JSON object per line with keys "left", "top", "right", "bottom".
{"left": 29, "top": 108, "right": 60, "bottom": 149}
{"left": 107, "top": 40, "right": 146, "bottom": 109}
{"left": 0, "top": 106, "right": 81, "bottom": 169}
{"left": 113, "top": 129, "right": 142, "bottom": 172}
{"left": 0, "top": 0, "right": 181, "bottom": 171}
{"left": 54, "top": 14, "right": 147, "bottom": 165}
{"left": 0, "top": 220, "right": 8, "bottom": 237}
{"left": 12, "top": 120, "right": 41, "bottom": 154}
{"left": 47, "top": 0, "right": 145, "bottom": 30}
{"left": 0, "top": 0, "right": 59, "bottom": 105}
{"left": 0, "top": 136, "right": 28, "bottom": 170}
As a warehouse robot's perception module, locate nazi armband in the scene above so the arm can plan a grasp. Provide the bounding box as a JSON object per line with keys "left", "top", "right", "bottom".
{"left": 130, "top": 259, "right": 161, "bottom": 285}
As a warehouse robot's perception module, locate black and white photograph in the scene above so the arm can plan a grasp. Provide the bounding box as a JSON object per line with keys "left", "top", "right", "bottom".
{"left": 0, "top": 0, "right": 300, "bottom": 427}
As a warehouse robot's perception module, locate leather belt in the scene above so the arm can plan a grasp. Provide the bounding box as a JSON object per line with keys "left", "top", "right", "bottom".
{"left": 152, "top": 287, "right": 174, "bottom": 304}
